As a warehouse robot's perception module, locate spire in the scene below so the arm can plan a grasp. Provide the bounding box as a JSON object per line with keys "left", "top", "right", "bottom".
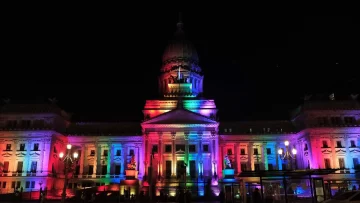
{"left": 175, "top": 12, "right": 184, "bottom": 38}
{"left": 177, "top": 12, "right": 183, "bottom": 30}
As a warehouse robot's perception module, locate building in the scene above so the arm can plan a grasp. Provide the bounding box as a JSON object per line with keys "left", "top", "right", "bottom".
{"left": 0, "top": 19, "right": 359, "bottom": 200}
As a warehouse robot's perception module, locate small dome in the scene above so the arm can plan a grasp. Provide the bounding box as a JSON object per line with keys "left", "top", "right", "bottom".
{"left": 162, "top": 21, "right": 199, "bottom": 64}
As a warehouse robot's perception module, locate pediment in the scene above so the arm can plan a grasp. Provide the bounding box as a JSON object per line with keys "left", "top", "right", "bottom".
{"left": 142, "top": 108, "right": 217, "bottom": 125}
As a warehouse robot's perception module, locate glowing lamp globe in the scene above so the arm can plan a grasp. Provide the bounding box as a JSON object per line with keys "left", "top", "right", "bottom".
{"left": 73, "top": 152, "right": 79, "bottom": 159}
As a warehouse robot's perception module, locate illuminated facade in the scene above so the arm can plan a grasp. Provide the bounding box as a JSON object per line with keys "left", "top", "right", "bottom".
{"left": 0, "top": 19, "right": 359, "bottom": 199}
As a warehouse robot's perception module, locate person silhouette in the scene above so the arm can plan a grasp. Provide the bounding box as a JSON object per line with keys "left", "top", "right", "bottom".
{"left": 252, "top": 188, "right": 261, "bottom": 203}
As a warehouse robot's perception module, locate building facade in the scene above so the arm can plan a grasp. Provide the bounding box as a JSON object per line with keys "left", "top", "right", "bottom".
{"left": 0, "top": 20, "right": 359, "bottom": 199}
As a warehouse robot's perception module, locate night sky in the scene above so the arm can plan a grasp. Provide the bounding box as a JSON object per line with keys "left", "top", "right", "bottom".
{"left": 1, "top": 11, "right": 359, "bottom": 122}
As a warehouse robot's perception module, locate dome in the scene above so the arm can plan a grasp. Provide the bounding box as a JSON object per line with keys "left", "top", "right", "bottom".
{"left": 162, "top": 21, "right": 199, "bottom": 64}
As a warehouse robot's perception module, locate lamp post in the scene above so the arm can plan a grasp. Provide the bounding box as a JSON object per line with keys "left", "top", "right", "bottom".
{"left": 59, "top": 144, "right": 78, "bottom": 203}
{"left": 183, "top": 162, "right": 187, "bottom": 186}
{"left": 278, "top": 141, "right": 297, "bottom": 170}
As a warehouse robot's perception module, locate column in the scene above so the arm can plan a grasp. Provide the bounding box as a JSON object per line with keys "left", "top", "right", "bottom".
{"left": 137, "top": 145, "right": 141, "bottom": 172}
{"left": 80, "top": 144, "right": 85, "bottom": 177}
{"left": 296, "top": 141, "right": 302, "bottom": 169}
{"left": 263, "top": 142, "right": 268, "bottom": 170}
{"left": 344, "top": 135, "right": 352, "bottom": 169}
{"left": 184, "top": 132, "right": 189, "bottom": 176}
{"left": 197, "top": 132, "right": 202, "bottom": 178}
{"left": 94, "top": 144, "right": 100, "bottom": 176}
{"left": 121, "top": 145, "right": 125, "bottom": 175}
{"left": 211, "top": 131, "right": 218, "bottom": 177}
{"left": 13, "top": 140, "right": 18, "bottom": 174}
{"left": 144, "top": 132, "right": 149, "bottom": 177}
{"left": 248, "top": 142, "right": 254, "bottom": 171}
{"left": 236, "top": 144, "right": 240, "bottom": 173}
{"left": 106, "top": 144, "right": 111, "bottom": 177}
{"left": 275, "top": 142, "right": 280, "bottom": 170}
{"left": 111, "top": 144, "right": 115, "bottom": 174}
{"left": 42, "top": 139, "right": 50, "bottom": 174}
{"left": 27, "top": 140, "right": 31, "bottom": 174}
{"left": 171, "top": 132, "right": 176, "bottom": 176}
{"left": 158, "top": 132, "right": 163, "bottom": 177}
{"left": 214, "top": 131, "right": 220, "bottom": 177}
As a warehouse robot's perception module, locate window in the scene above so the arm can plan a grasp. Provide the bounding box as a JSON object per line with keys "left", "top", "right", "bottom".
{"left": 31, "top": 181, "right": 35, "bottom": 188}
{"left": 268, "top": 164, "right": 273, "bottom": 170}
{"left": 16, "top": 181, "right": 20, "bottom": 188}
{"left": 344, "top": 117, "right": 355, "bottom": 124}
{"left": 101, "top": 165, "right": 107, "bottom": 175}
{"left": 336, "top": 141, "right": 342, "bottom": 148}
{"left": 266, "top": 148, "right": 271, "bottom": 155}
{"left": 33, "top": 119, "right": 45, "bottom": 128}
{"left": 90, "top": 150, "right": 95, "bottom": 156}
{"left": 350, "top": 140, "right": 356, "bottom": 148}
{"left": 152, "top": 145, "right": 158, "bottom": 153}
{"left": 331, "top": 117, "right": 342, "bottom": 125}
{"left": 241, "top": 164, "right": 247, "bottom": 171}
{"left": 338, "top": 158, "right": 345, "bottom": 169}
{"left": 20, "top": 144, "right": 25, "bottom": 151}
{"left": 227, "top": 149, "right": 233, "bottom": 155}
{"left": 103, "top": 150, "right": 108, "bottom": 156}
{"left": 240, "top": 149, "right": 245, "bottom": 155}
{"left": 3, "top": 161, "right": 9, "bottom": 172}
{"left": 189, "top": 145, "right": 196, "bottom": 152}
{"left": 116, "top": 150, "right": 121, "bottom": 156}
{"left": 165, "top": 145, "right": 172, "bottom": 153}
{"left": 115, "top": 165, "right": 121, "bottom": 175}
{"left": 6, "top": 120, "right": 17, "bottom": 128}
{"left": 129, "top": 149, "right": 134, "bottom": 156}
{"left": 353, "top": 158, "right": 360, "bottom": 170}
{"left": 304, "top": 144, "right": 308, "bottom": 151}
{"left": 203, "top": 145, "right": 209, "bottom": 152}
{"left": 25, "top": 181, "right": 30, "bottom": 188}
{"left": 33, "top": 143, "right": 39, "bottom": 151}
{"left": 176, "top": 145, "right": 185, "bottom": 152}
{"left": 324, "top": 158, "right": 331, "bottom": 169}
{"left": 254, "top": 148, "right": 258, "bottom": 155}
{"left": 88, "top": 165, "right": 94, "bottom": 175}
{"left": 6, "top": 144, "right": 11, "bottom": 151}
{"left": 21, "top": 120, "right": 31, "bottom": 128}
{"left": 254, "top": 164, "right": 260, "bottom": 171}
{"left": 318, "top": 117, "right": 328, "bottom": 125}
{"left": 17, "top": 161, "right": 23, "bottom": 173}
{"left": 322, "top": 141, "right": 328, "bottom": 148}
{"left": 53, "top": 146, "right": 57, "bottom": 153}
{"left": 2, "top": 182, "right": 6, "bottom": 188}
{"left": 31, "top": 161, "right": 37, "bottom": 173}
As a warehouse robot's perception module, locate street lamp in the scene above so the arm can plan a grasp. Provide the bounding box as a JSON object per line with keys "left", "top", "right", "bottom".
{"left": 59, "top": 144, "right": 78, "bottom": 203}
{"left": 278, "top": 141, "right": 297, "bottom": 170}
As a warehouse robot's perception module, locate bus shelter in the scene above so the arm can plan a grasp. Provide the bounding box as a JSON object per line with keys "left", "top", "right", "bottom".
{"left": 238, "top": 169, "right": 338, "bottom": 203}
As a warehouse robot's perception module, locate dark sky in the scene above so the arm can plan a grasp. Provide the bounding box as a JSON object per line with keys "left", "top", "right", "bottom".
{"left": 1, "top": 11, "right": 359, "bottom": 122}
